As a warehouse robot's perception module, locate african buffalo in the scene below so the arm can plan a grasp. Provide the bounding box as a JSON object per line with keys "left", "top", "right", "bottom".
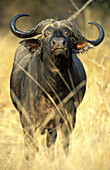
{"left": 10, "top": 14, "right": 104, "bottom": 153}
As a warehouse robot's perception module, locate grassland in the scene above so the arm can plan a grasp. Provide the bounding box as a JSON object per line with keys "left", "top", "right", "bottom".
{"left": 0, "top": 27, "right": 110, "bottom": 170}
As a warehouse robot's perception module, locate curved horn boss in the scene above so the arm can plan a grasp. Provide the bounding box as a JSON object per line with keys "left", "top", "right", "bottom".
{"left": 10, "top": 14, "right": 104, "bottom": 46}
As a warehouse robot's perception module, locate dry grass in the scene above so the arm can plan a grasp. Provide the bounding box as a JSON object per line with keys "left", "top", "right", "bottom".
{"left": 0, "top": 28, "right": 110, "bottom": 170}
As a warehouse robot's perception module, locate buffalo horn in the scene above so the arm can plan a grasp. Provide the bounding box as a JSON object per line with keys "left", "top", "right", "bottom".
{"left": 10, "top": 14, "right": 55, "bottom": 38}
{"left": 85, "top": 22, "right": 104, "bottom": 46}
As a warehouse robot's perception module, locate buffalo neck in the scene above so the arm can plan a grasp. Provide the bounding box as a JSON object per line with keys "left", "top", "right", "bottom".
{"left": 37, "top": 54, "right": 72, "bottom": 101}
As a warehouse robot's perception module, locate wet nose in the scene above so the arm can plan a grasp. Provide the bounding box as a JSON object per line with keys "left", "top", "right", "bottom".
{"left": 51, "top": 37, "right": 66, "bottom": 48}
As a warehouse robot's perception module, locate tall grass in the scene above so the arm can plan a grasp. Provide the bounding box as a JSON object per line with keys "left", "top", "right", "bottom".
{"left": 0, "top": 27, "right": 110, "bottom": 170}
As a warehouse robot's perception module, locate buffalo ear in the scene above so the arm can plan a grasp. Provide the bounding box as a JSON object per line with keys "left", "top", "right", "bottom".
{"left": 76, "top": 41, "right": 94, "bottom": 52}
{"left": 77, "top": 42, "right": 87, "bottom": 50}
{"left": 20, "top": 39, "right": 42, "bottom": 49}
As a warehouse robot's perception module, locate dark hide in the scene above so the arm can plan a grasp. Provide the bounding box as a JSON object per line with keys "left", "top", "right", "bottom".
{"left": 10, "top": 21, "right": 87, "bottom": 154}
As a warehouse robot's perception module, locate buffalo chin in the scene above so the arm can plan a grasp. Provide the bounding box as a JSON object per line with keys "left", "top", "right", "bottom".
{"left": 52, "top": 49, "right": 69, "bottom": 69}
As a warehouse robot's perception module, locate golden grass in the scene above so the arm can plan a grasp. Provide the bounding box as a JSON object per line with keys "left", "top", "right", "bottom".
{"left": 0, "top": 30, "right": 110, "bottom": 170}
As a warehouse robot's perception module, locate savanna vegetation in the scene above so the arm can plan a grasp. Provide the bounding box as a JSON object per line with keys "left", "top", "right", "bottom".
{"left": 0, "top": 0, "right": 110, "bottom": 170}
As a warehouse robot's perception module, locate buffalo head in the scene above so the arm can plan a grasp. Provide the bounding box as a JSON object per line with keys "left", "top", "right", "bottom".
{"left": 10, "top": 14, "right": 104, "bottom": 70}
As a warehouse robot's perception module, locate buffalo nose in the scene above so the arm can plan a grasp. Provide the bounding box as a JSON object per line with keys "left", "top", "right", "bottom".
{"left": 51, "top": 37, "right": 66, "bottom": 48}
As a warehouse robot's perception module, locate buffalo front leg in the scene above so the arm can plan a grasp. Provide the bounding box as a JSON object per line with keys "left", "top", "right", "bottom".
{"left": 20, "top": 113, "right": 38, "bottom": 160}
{"left": 46, "top": 129, "right": 57, "bottom": 147}
{"left": 60, "top": 113, "right": 76, "bottom": 155}
{"left": 46, "top": 128, "right": 57, "bottom": 160}
{"left": 46, "top": 120, "right": 57, "bottom": 159}
{"left": 45, "top": 120, "right": 57, "bottom": 148}
{"left": 60, "top": 122, "right": 70, "bottom": 155}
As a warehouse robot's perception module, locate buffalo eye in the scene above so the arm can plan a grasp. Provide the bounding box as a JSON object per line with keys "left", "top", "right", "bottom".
{"left": 66, "top": 32, "right": 71, "bottom": 38}
{"left": 44, "top": 32, "right": 51, "bottom": 38}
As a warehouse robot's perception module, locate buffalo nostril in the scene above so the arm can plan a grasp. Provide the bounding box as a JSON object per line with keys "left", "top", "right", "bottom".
{"left": 51, "top": 38, "right": 66, "bottom": 47}
{"left": 52, "top": 40, "right": 56, "bottom": 46}
{"left": 63, "top": 40, "right": 66, "bottom": 46}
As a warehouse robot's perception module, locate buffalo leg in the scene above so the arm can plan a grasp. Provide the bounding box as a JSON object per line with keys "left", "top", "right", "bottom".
{"left": 60, "top": 123, "right": 70, "bottom": 155}
{"left": 20, "top": 113, "right": 38, "bottom": 160}
{"left": 46, "top": 129, "right": 57, "bottom": 147}
{"left": 61, "top": 112, "right": 76, "bottom": 155}
{"left": 46, "top": 129, "right": 57, "bottom": 160}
